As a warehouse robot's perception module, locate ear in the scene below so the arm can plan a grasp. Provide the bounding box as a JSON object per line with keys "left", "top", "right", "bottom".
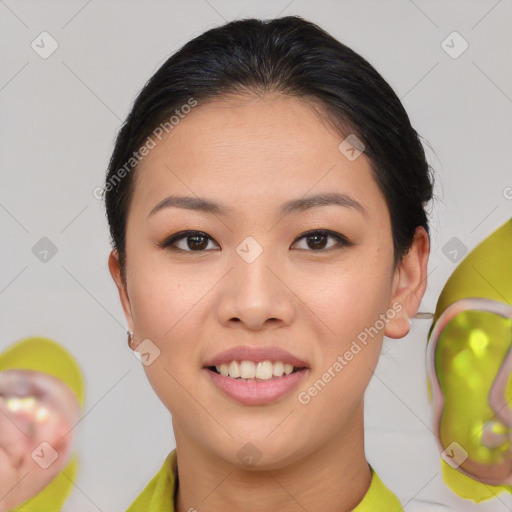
{"left": 384, "top": 226, "right": 430, "bottom": 339}
{"left": 108, "top": 249, "right": 134, "bottom": 332}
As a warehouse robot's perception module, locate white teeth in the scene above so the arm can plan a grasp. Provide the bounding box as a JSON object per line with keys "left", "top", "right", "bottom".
{"left": 228, "top": 361, "right": 240, "bottom": 378}
{"left": 273, "top": 361, "right": 284, "bottom": 377}
{"left": 240, "top": 361, "right": 256, "bottom": 379}
{"left": 214, "top": 360, "right": 302, "bottom": 380}
{"left": 256, "top": 361, "right": 273, "bottom": 379}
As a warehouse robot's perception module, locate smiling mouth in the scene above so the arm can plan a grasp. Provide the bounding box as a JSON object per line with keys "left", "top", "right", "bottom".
{"left": 205, "top": 361, "right": 307, "bottom": 382}
{"left": 203, "top": 361, "right": 309, "bottom": 405}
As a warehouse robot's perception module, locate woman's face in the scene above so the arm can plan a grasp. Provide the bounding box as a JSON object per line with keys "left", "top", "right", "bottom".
{"left": 110, "top": 94, "right": 416, "bottom": 468}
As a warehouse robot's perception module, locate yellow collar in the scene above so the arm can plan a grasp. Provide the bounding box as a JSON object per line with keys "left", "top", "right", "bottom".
{"left": 127, "top": 450, "right": 402, "bottom": 511}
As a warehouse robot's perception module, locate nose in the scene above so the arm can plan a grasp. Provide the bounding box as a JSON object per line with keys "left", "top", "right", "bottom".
{"left": 215, "top": 248, "right": 296, "bottom": 331}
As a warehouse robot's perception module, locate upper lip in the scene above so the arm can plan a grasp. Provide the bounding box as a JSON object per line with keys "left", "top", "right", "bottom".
{"left": 203, "top": 345, "right": 310, "bottom": 368}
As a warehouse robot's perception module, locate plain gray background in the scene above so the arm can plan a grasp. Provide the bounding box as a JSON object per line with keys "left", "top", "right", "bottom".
{"left": 1, "top": 0, "right": 511, "bottom": 510}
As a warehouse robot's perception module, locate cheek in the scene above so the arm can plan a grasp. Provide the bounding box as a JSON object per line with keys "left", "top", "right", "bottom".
{"left": 301, "top": 256, "right": 392, "bottom": 341}
{"left": 303, "top": 256, "right": 392, "bottom": 407}
{"left": 127, "top": 264, "right": 209, "bottom": 406}
{"left": 128, "top": 262, "right": 205, "bottom": 340}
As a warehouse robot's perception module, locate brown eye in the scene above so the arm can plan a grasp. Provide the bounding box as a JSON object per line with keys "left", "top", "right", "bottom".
{"left": 292, "top": 230, "right": 352, "bottom": 252}
{"left": 159, "top": 231, "right": 219, "bottom": 252}
{"left": 158, "top": 229, "right": 352, "bottom": 254}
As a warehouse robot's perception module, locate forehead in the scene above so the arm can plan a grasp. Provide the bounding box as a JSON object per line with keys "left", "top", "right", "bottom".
{"left": 132, "top": 94, "right": 387, "bottom": 221}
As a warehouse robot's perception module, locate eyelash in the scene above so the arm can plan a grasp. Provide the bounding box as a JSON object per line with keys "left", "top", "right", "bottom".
{"left": 157, "top": 229, "right": 353, "bottom": 254}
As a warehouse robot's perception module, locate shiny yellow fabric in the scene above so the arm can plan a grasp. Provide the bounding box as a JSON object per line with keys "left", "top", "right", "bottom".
{"left": 127, "top": 450, "right": 402, "bottom": 511}
{"left": 427, "top": 218, "right": 512, "bottom": 501}
{"left": 0, "top": 337, "right": 85, "bottom": 512}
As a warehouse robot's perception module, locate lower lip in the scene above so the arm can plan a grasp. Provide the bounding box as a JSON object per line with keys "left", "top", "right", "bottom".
{"left": 204, "top": 368, "right": 308, "bottom": 405}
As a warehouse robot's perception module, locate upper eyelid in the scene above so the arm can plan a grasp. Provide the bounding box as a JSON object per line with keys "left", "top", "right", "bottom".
{"left": 162, "top": 229, "right": 350, "bottom": 250}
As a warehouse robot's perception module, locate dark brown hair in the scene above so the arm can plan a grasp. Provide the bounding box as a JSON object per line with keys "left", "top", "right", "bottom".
{"left": 104, "top": 15, "right": 434, "bottom": 280}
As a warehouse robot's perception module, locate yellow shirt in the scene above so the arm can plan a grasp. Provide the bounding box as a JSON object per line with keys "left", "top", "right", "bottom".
{"left": 127, "top": 450, "right": 403, "bottom": 511}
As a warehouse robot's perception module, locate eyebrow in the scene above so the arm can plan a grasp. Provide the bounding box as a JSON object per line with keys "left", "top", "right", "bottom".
{"left": 147, "top": 192, "right": 368, "bottom": 220}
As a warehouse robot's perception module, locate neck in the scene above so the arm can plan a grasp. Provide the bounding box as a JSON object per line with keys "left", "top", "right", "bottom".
{"left": 173, "top": 402, "right": 372, "bottom": 512}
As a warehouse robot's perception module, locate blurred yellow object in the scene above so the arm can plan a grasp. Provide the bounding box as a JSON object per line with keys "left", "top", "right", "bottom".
{"left": 426, "top": 218, "right": 512, "bottom": 502}
{"left": 0, "top": 337, "right": 85, "bottom": 512}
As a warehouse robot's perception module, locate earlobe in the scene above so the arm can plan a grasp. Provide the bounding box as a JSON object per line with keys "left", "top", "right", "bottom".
{"left": 108, "top": 250, "right": 134, "bottom": 332}
{"left": 384, "top": 226, "right": 430, "bottom": 339}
